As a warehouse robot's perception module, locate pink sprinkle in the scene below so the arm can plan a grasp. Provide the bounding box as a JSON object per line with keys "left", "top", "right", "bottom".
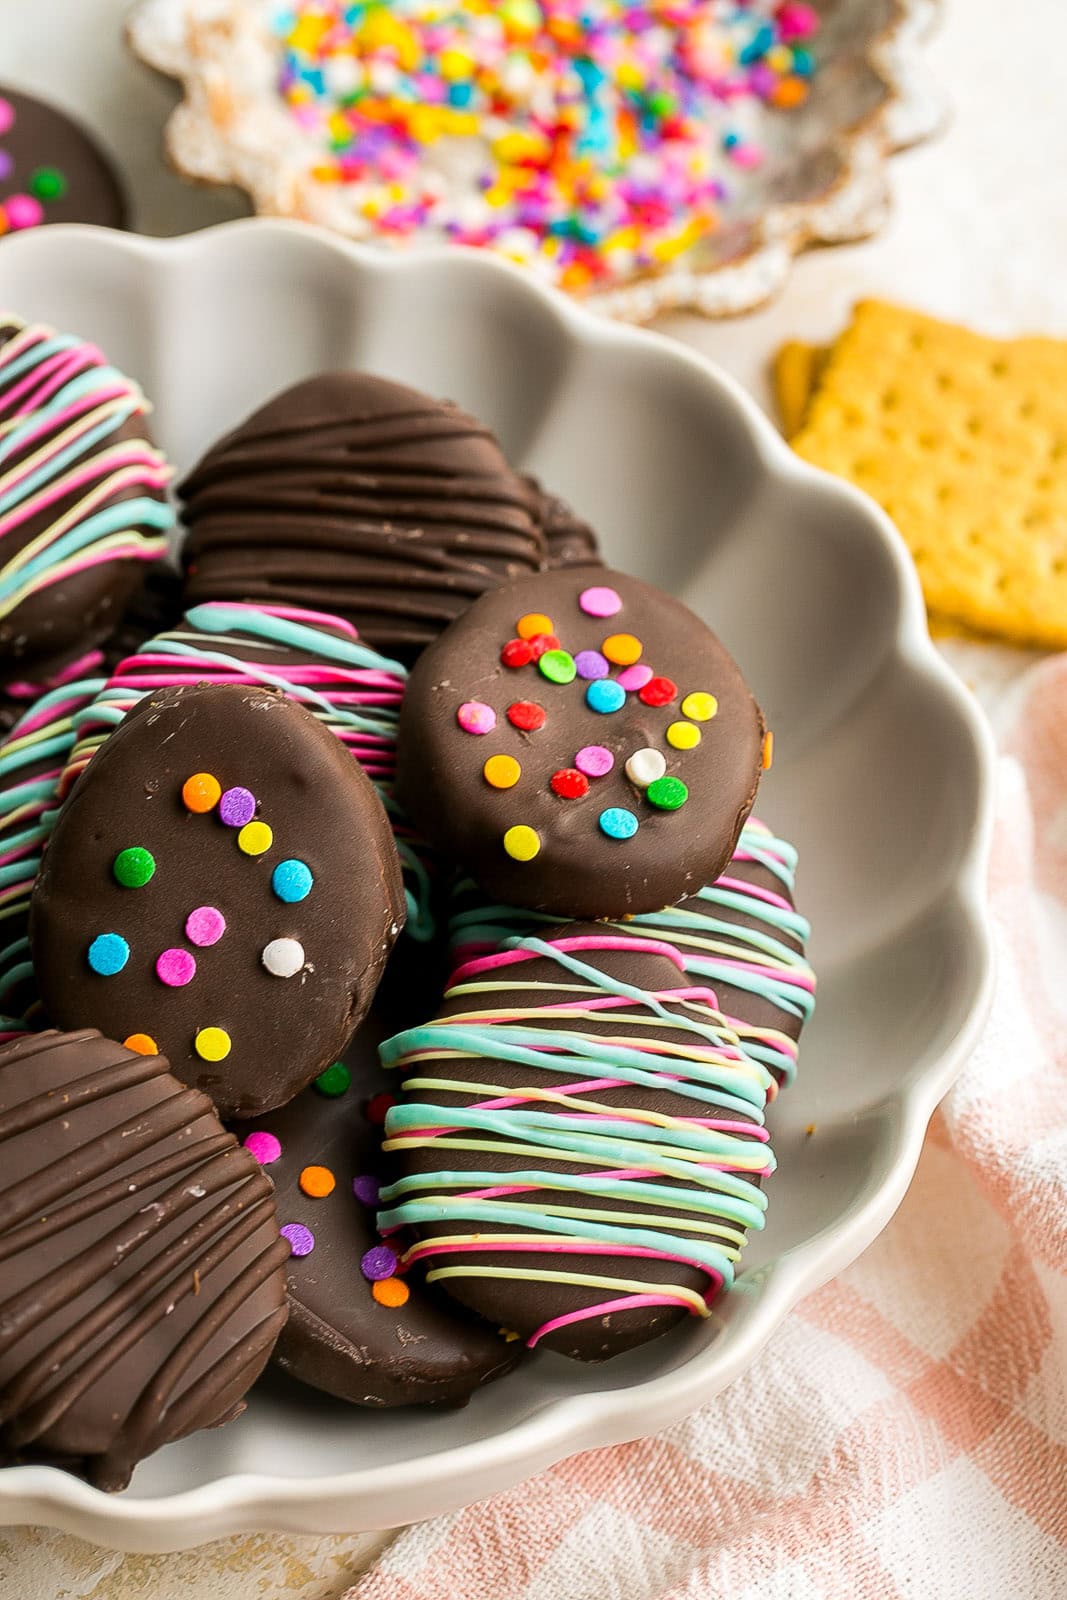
{"left": 617, "top": 663, "right": 653, "bottom": 691}
{"left": 456, "top": 700, "right": 496, "bottom": 735}
{"left": 0, "top": 98, "right": 14, "bottom": 137}
{"left": 728, "top": 143, "right": 765, "bottom": 171}
{"left": 156, "top": 948, "right": 196, "bottom": 988}
{"left": 244, "top": 1130, "right": 281, "bottom": 1165}
{"left": 575, "top": 745, "right": 614, "bottom": 778}
{"left": 779, "top": 3, "right": 819, "bottom": 40}
{"left": 579, "top": 585, "right": 623, "bottom": 618}
{"left": 5, "top": 195, "right": 45, "bottom": 230}
{"left": 186, "top": 905, "right": 226, "bottom": 947}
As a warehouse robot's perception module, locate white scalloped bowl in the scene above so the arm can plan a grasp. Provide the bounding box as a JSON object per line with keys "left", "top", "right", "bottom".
{"left": 0, "top": 220, "right": 994, "bottom": 1553}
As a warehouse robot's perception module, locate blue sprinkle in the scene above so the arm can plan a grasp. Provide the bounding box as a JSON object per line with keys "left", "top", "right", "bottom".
{"left": 272, "top": 858, "right": 314, "bottom": 903}
{"left": 448, "top": 82, "right": 474, "bottom": 107}
{"left": 739, "top": 22, "right": 774, "bottom": 64}
{"left": 599, "top": 807, "right": 639, "bottom": 841}
{"left": 586, "top": 679, "right": 627, "bottom": 715}
{"left": 88, "top": 933, "right": 130, "bottom": 976}
{"left": 792, "top": 48, "right": 815, "bottom": 77}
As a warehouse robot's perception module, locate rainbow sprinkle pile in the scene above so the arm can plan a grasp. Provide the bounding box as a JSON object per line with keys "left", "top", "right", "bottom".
{"left": 271, "top": 0, "right": 820, "bottom": 290}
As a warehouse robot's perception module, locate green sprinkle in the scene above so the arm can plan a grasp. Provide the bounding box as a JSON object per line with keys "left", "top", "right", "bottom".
{"left": 646, "top": 775, "right": 689, "bottom": 812}
{"left": 314, "top": 1060, "right": 351, "bottom": 1097}
{"left": 538, "top": 649, "right": 576, "bottom": 685}
{"left": 113, "top": 846, "right": 156, "bottom": 888}
{"left": 30, "top": 167, "right": 67, "bottom": 201}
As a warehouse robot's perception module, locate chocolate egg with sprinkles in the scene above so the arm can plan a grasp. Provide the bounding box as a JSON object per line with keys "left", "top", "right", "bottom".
{"left": 397, "top": 568, "right": 766, "bottom": 918}
{"left": 233, "top": 1014, "right": 521, "bottom": 1408}
{"left": 29, "top": 682, "right": 405, "bottom": 1117}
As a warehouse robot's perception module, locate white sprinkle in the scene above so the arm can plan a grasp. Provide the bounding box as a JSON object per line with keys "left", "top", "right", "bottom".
{"left": 626, "top": 748, "right": 667, "bottom": 788}
{"left": 262, "top": 937, "right": 306, "bottom": 978}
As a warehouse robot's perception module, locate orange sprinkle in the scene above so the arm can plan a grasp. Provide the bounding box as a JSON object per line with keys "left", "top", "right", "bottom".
{"left": 123, "top": 1033, "right": 158, "bottom": 1056}
{"left": 517, "top": 612, "right": 553, "bottom": 640}
{"left": 299, "top": 1164, "right": 336, "bottom": 1198}
{"left": 602, "top": 632, "right": 643, "bottom": 666}
{"left": 182, "top": 772, "right": 221, "bottom": 813}
{"left": 761, "top": 730, "right": 774, "bottom": 770}
{"left": 373, "top": 1276, "right": 410, "bottom": 1308}
{"left": 771, "top": 77, "right": 808, "bottom": 109}
{"left": 484, "top": 753, "right": 521, "bottom": 789}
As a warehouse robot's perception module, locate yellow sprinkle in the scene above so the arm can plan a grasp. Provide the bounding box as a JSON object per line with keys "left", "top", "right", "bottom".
{"left": 666, "top": 721, "right": 701, "bottom": 750}
{"left": 238, "top": 821, "right": 273, "bottom": 856}
{"left": 503, "top": 824, "right": 540, "bottom": 862}
{"left": 195, "top": 1027, "right": 231, "bottom": 1063}
{"left": 681, "top": 692, "right": 718, "bottom": 722}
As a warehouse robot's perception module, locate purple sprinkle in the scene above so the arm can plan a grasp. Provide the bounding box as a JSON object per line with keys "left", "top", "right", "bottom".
{"left": 281, "top": 1222, "right": 314, "bottom": 1257}
{"left": 219, "top": 786, "right": 256, "bottom": 827}
{"left": 361, "top": 1243, "right": 398, "bottom": 1282}
{"left": 352, "top": 1174, "right": 381, "bottom": 1207}
{"left": 574, "top": 649, "right": 610, "bottom": 681}
{"left": 0, "top": 153, "right": 13, "bottom": 182}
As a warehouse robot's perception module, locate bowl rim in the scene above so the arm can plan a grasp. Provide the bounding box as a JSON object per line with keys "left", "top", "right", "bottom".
{"left": 0, "top": 218, "right": 996, "bottom": 1550}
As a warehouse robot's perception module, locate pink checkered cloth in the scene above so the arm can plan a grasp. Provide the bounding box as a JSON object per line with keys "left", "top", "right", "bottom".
{"left": 346, "top": 658, "right": 1067, "bottom": 1600}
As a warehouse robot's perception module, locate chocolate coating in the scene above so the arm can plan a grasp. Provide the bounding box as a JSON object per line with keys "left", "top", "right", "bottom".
{"left": 525, "top": 477, "right": 603, "bottom": 570}
{"left": 0, "top": 86, "right": 127, "bottom": 231}
{"left": 0, "top": 1029, "right": 288, "bottom": 1490}
{"left": 30, "top": 682, "right": 405, "bottom": 1117}
{"left": 0, "top": 316, "right": 173, "bottom": 685}
{"left": 234, "top": 1015, "right": 520, "bottom": 1407}
{"left": 397, "top": 568, "right": 765, "bottom": 918}
{"left": 180, "top": 372, "right": 543, "bottom": 656}
{"left": 380, "top": 930, "right": 774, "bottom": 1360}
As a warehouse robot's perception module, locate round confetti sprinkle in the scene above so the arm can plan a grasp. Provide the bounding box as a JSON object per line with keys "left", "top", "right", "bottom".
{"left": 517, "top": 612, "right": 553, "bottom": 640}
{"left": 281, "top": 1222, "right": 314, "bottom": 1257}
{"left": 182, "top": 772, "right": 221, "bottom": 813}
{"left": 300, "top": 1164, "right": 336, "bottom": 1198}
{"left": 195, "top": 1026, "right": 231, "bottom": 1062}
{"left": 501, "top": 638, "right": 533, "bottom": 669}
{"left": 219, "top": 786, "right": 256, "bottom": 827}
{"left": 647, "top": 775, "right": 690, "bottom": 811}
{"left": 526, "top": 632, "right": 560, "bottom": 662}
{"left": 262, "top": 936, "right": 305, "bottom": 977}
{"left": 352, "top": 1174, "right": 381, "bottom": 1207}
{"left": 366, "top": 1091, "right": 396, "bottom": 1125}
{"left": 113, "top": 846, "right": 155, "bottom": 888}
{"left": 30, "top": 167, "right": 67, "bottom": 201}
{"left": 244, "top": 1130, "right": 282, "bottom": 1165}
{"left": 361, "top": 1244, "right": 398, "bottom": 1282}
{"left": 579, "top": 586, "right": 623, "bottom": 618}
{"left": 602, "top": 633, "right": 643, "bottom": 666}
{"left": 315, "top": 1060, "right": 351, "bottom": 1097}
{"left": 574, "top": 649, "right": 609, "bottom": 680}
{"left": 238, "top": 821, "right": 273, "bottom": 856}
{"left": 0, "top": 99, "right": 13, "bottom": 137}
{"left": 5, "top": 195, "right": 43, "bottom": 230}
{"left": 456, "top": 700, "right": 496, "bottom": 735}
{"left": 639, "top": 676, "right": 678, "bottom": 707}
{"left": 575, "top": 745, "right": 614, "bottom": 778}
{"left": 626, "top": 747, "right": 667, "bottom": 787}
{"left": 681, "top": 692, "right": 719, "bottom": 722}
{"left": 538, "top": 648, "right": 576, "bottom": 685}
{"left": 667, "top": 721, "right": 701, "bottom": 750}
{"left": 504, "top": 824, "right": 541, "bottom": 861}
{"left": 273, "top": 858, "right": 313, "bottom": 902}
{"left": 762, "top": 730, "right": 775, "bottom": 770}
{"left": 373, "top": 1277, "right": 410, "bottom": 1308}
{"left": 550, "top": 767, "right": 589, "bottom": 800}
{"left": 156, "top": 948, "right": 196, "bottom": 988}
{"left": 507, "top": 701, "right": 545, "bottom": 732}
{"left": 185, "top": 905, "right": 226, "bottom": 947}
{"left": 484, "top": 753, "right": 521, "bottom": 789}
{"left": 88, "top": 933, "right": 129, "bottom": 976}
{"left": 599, "top": 807, "right": 639, "bottom": 841}
{"left": 586, "top": 679, "right": 626, "bottom": 715}
{"left": 618, "top": 663, "right": 654, "bottom": 692}
{"left": 123, "top": 1033, "right": 158, "bottom": 1056}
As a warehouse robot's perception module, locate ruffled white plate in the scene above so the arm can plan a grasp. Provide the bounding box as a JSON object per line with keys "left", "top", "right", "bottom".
{"left": 0, "top": 220, "right": 992, "bottom": 1551}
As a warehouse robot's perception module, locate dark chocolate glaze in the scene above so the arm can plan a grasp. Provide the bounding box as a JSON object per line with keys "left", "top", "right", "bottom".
{"left": 524, "top": 477, "right": 603, "bottom": 570}
{"left": 180, "top": 373, "right": 544, "bottom": 657}
{"left": 0, "top": 86, "right": 127, "bottom": 231}
{"left": 0, "top": 1029, "right": 288, "bottom": 1491}
{"left": 397, "top": 567, "right": 765, "bottom": 918}
{"left": 382, "top": 932, "right": 772, "bottom": 1360}
{"left": 233, "top": 1014, "right": 521, "bottom": 1407}
{"left": 30, "top": 682, "right": 405, "bottom": 1117}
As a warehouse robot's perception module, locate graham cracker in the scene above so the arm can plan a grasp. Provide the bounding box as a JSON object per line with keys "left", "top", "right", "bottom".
{"left": 784, "top": 300, "right": 1067, "bottom": 649}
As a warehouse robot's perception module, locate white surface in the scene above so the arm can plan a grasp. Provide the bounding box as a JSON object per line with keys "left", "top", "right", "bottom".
{"left": 0, "top": 219, "right": 995, "bottom": 1554}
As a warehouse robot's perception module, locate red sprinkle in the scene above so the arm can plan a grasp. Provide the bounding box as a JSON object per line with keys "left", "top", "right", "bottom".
{"left": 526, "top": 632, "right": 560, "bottom": 661}
{"left": 366, "top": 1092, "right": 396, "bottom": 1125}
{"left": 507, "top": 701, "right": 546, "bottom": 731}
{"left": 550, "top": 768, "right": 589, "bottom": 800}
{"left": 501, "top": 638, "right": 533, "bottom": 669}
{"left": 639, "top": 676, "right": 678, "bottom": 707}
